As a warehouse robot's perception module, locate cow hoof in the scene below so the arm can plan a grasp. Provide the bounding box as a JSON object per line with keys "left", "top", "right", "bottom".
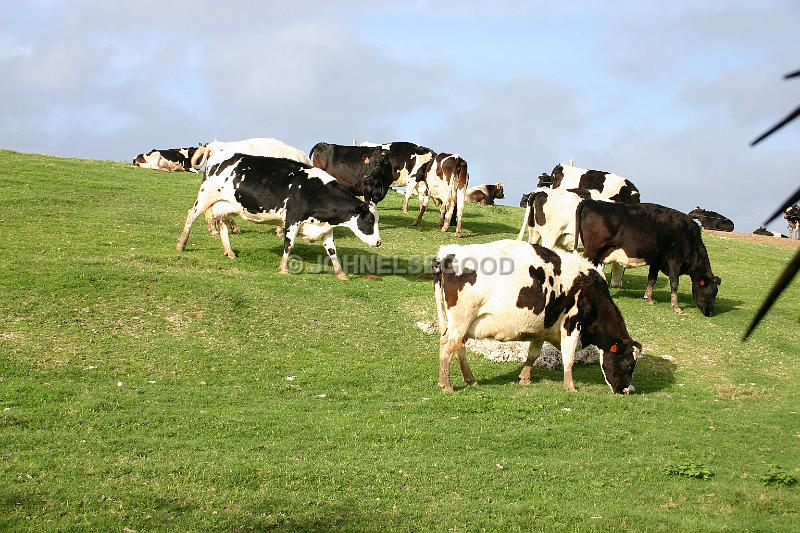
{"left": 519, "top": 378, "right": 531, "bottom": 386}
{"left": 336, "top": 272, "right": 349, "bottom": 281}
{"left": 610, "top": 282, "right": 622, "bottom": 289}
{"left": 411, "top": 221, "right": 420, "bottom": 227}
{"left": 278, "top": 269, "right": 290, "bottom": 275}
{"left": 673, "top": 306, "right": 684, "bottom": 315}
{"left": 467, "top": 381, "right": 480, "bottom": 388}
{"left": 564, "top": 384, "right": 577, "bottom": 392}
{"left": 644, "top": 298, "right": 654, "bottom": 305}
{"left": 455, "top": 231, "right": 462, "bottom": 238}
{"left": 209, "top": 230, "right": 220, "bottom": 237}
{"left": 230, "top": 227, "right": 241, "bottom": 235}
{"left": 439, "top": 385, "right": 454, "bottom": 394}
{"left": 224, "top": 252, "right": 236, "bottom": 260}
{"left": 176, "top": 243, "right": 185, "bottom": 252}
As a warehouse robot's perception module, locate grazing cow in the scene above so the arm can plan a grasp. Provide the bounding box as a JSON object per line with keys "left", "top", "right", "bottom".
{"left": 311, "top": 142, "right": 434, "bottom": 206}
{"left": 688, "top": 207, "right": 735, "bottom": 232}
{"left": 785, "top": 204, "right": 800, "bottom": 239}
{"left": 465, "top": 183, "right": 505, "bottom": 205}
{"left": 176, "top": 153, "right": 383, "bottom": 280}
{"left": 576, "top": 201, "right": 721, "bottom": 315}
{"left": 412, "top": 153, "right": 468, "bottom": 236}
{"left": 516, "top": 187, "right": 603, "bottom": 247}
{"left": 191, "top": 138, "right": 311, "bottom": 170}
{"left": 433, "top": 240, "right": 642, "bottom": 394}
{"left": 550, "top": 164, "right": 641, "bottom": 203}
{"left": 133, "top": 147, "right": 200, "bottom": 172}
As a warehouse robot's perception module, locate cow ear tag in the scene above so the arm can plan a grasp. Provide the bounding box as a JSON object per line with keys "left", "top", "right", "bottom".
{"left": 699, "top": 278, "right": 705, "bottom": 286}
{"left": 363, "top": 156, "right": 370, "bottom": 164}
{"left": 610, "top": 343, "right": 618, "bottom": 353}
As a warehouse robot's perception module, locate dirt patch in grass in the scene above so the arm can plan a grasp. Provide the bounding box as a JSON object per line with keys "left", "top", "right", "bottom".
{"left": 703, "top": 229, "right": 800, "bottom": 249}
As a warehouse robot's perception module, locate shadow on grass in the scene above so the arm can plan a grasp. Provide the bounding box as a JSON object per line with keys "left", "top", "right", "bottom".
{"left": 471, "top": 351, "right": 677, "bottom": 394}
{"left": 378, "top": 212, "right": 518, "bottom": 238}
{"left": 612, "top": 287, "right": 744, "bottom": 316}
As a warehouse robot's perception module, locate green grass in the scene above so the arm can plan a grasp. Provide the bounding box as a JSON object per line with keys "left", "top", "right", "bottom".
{"left": 1, "top": 149, "right": 799, "bottom": 531}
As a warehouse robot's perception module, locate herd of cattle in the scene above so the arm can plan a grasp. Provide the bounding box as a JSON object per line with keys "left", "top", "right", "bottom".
{"left": 132, "top": 137, "right": 798, "bottom": 395}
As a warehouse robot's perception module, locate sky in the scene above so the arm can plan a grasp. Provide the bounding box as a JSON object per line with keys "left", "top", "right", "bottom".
{"left": 1, "top": 0, "right": 799, "bottom": 233}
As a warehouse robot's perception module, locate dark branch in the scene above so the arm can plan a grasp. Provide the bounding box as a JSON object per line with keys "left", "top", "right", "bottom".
{"left": 751, "top": 105, "right": 800, "bottom": 146}
{"left": 743, "top": 248, "right": 800, "bottom": 340}
{"left": 763, "top": 185, "right": 800, "bottom": 225}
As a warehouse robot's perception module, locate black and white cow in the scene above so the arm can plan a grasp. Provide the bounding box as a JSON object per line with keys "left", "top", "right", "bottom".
{"left": 575, "top": 201, "right": 721, "bottom": 316}
{"left": 133, "top": 147, "right": 200, "bottom": 172}
{"left": 433, "top": 240, "right": 642, "bottom": 394}
{"left": 310, "top": 142, "right": 434, "bottom": 206}
{"left": 550, "top": 164, "right": 640, "bottom": 203}
{"left": 785, "top": 204, "right": 800, "bottom": 239}
{"left": 688, "top": 207, "right": 735, "bottom": 232}
{"left": 465, "top": 183, "right": 504, "bottom": 205}
{"left": 516, "top": 187, "right": 603, "bottom": 247}
{"left": 191, "top": 138, "right": 312, "bottom": 170}
{"left": 176, "top": 153, "right": 383, "bottom": 280}
{"left": 412, "top": 153, "right": 469, "bottom": 236}
{"left": 753, "top": 226, "right": 788, "bottom": 238}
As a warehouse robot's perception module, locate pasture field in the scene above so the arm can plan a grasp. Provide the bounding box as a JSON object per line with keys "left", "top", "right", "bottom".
{"left": 1, "top": 149, "right": 799, "bottom": 532}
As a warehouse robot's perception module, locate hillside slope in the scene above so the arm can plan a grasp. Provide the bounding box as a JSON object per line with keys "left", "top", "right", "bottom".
{"left": 1, "top": 150, "right": 799, "bottom": 531}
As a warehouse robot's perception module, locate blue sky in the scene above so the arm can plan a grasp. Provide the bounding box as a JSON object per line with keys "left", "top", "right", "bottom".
{"left": 1, "top": 0, "right": 799, "bottom": 232}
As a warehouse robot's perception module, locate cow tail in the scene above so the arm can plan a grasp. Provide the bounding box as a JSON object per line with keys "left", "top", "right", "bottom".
{"left": 432, "top": 256, "right": 448, "bottom": 336}
{"left": 517, "top": 203, "right": 531, "bottom": 240}
{"left": 574, "top": 200, "right": 584, "bottom": 251}
{"left": 191, "top": 145, "right": 209, "bottom": 170}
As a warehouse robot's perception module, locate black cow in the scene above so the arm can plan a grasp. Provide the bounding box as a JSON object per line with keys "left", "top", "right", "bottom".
{"left": 785, "top": 204, "right": 800, "bottom": 239}
{"left": 576, "top": 201, "right": 721, "bottom": 316}
{"left": 688, "top": 207, "right": 735, "bottom": 232}
{"left": 176, "top": 153, "right": 383, "bottom": 280}
{"left": 310, "top": 142, "right": 434, "bottom": 206}
{"left": 753, "top": 226, "right": 788, "bottom": 238}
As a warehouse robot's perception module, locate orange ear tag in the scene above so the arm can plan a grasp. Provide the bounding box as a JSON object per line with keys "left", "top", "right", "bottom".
{"left": 364, "top": 156, "right": 370, "bottom": 164}
{"left": 610, "top": 344, "right": 618, "bottom": 353}
{"left": 699, "top": 279, "right": 705, "bottom": 286}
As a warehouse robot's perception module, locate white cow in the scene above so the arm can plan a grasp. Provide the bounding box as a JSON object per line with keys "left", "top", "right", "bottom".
{"left": 191, "top": 137, "right": 311, "bottom": 170}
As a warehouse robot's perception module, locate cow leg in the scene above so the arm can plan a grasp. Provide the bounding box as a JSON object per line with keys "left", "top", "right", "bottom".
{"left": 177, "top": 199, "right": 214, "bottom": 251}
{"left": 668, "top": 270, "right": 684, "bottom": 314}
{"left": 219, "top": 219, "right": 236, "bottom": 259}
{"left": 322, "top": 231, "right": 348, "bottom": 281}
{"left": 643, "top": 263, "right": 659, "bottom": 304}
{"left": 438, "top": 336, "right": 456, "bottom": 393}
{"left": 228, "top": 217, "right": 241, "bottom": 234}
{"left": 560, "top": 333, "right": 579, "bottom": 392}
{"left": 519, "top": 338, "right": 544, "bottom": 385}
{"left": 440, "top": 201, "right": 455, "bottom": 232}
{"left": 412, "top": 196, "right": 429, "bottom": 226}
{"left": 517, "top": 205, "right": 531, "bottom": 240}
{"left": 278, "top": 224, "right": 300, "bottom": 274}
{"left": 453, "top": 187, "right": 466, "bottom": 237}
{"left": 609, "top": 263, "right": 626, "bottom": 288}
{"left": 402, "top": 183, "right": 416, "bottom": 212}
{"left": 456, "top": 344, "right": 478, "bottom": 387}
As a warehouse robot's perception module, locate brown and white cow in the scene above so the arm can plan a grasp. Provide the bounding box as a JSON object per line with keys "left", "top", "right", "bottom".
{"left": 433, "top": 240, "right": 642, "bottom": 394}
{"left": 465, "top": 183, "right": 505, "bottom": 205}
{"left": 575, "top": 200, "right": 721, "bottom": 315}
{"left": 785, "top": 204, "right": 800, "bottom": 239}
{"left": 412, "top": 153, "right": 468, "bottom": 236}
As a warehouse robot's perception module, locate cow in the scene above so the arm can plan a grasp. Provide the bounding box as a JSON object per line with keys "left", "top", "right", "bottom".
{"left": 688, "top": 207, "right": 735, "bottom": 232}
{"left": 411, "top": 153, "right": 468, "bottom": 236}
{"left": 753, "top": 226, "right": 788, "bottom": 238}
{"left": 785, "top": 204, "right": 800, "bottom": 239}
{"left": 550, "top": 164, "right": 640, "bottom": 203}
{"left": 310, "top": 141, "right": 434, "bottom": 206}
{"left": 465, "top": 183, "right": 505, "bottom": 205}
{"left": 191, "top": 137, "right": 312, "bottom": 170}
{"left": 575, "top": 200, "right": 721, "bottom": 316}
{"left": 432, "top": 240, "right": 642, "bottom": 394}
{"left": 516, "top": 187, "right": 603, "bottom": 247}
{"left": 133, "top": 147, "right": 200, "bottom": 172}
{"left": 176, "top": 153, "right": 383, "bottom": 280}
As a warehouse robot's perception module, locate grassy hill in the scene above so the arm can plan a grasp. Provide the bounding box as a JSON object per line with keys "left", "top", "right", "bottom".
{"left": 1, "top": 149, "right": 799, "bottom": 531}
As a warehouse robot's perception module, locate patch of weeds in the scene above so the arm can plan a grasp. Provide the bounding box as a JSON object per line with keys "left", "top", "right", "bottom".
{"left": 666, "top": 460, "right": 714, "bottom": 480}
{"left": 760, "top": 465, "right": 797, "bottom": 488}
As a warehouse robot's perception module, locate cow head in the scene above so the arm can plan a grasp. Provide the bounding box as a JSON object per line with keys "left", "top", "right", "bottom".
{"left": 361, "top": 150, "right": 393, "bottom": 204}
{"left": 519, "top": 192, "right": 533, "bottom": 207}
{"left": 598, "top": 339, "right": 642, "bottom": 394}
{"left": 493, "top": 183, "right": 505, "bottom": 199}
{"left": 537, "top": 172, "right": 553, "bottom": 188}
{"left": 691, "top": 275, "right": 721, "bottom": 316}
{"left": 346, "top": 201, "right": 382, "bottom": 247}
